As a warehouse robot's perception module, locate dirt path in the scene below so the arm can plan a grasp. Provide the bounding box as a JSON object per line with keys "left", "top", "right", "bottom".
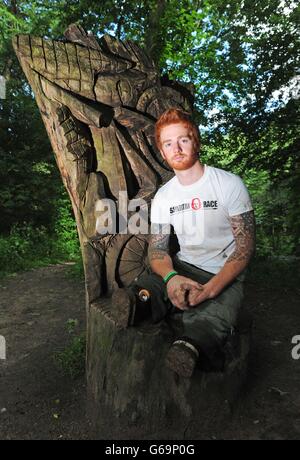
{"left": 0, "top": 264, "right": 93, "bottom": 440}
{"left": 0, "top": 264, "right": 299, "bottom": 440}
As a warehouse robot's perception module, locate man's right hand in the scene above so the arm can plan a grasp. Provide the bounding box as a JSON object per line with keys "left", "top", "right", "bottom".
{"left": 166, "top": 275, "right": 203, "bottom": 310}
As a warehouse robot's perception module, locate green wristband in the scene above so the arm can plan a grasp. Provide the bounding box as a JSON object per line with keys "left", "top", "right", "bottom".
{"left": 163, "top": 270, "right": 178, "bottom": 285}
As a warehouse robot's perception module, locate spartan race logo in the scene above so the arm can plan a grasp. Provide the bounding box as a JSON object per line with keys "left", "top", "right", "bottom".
{"left": 170, "top": 198, "right": 218, "bottom": 214}
{"left": 191, "top": 198, "right": 201, "bottom": 210}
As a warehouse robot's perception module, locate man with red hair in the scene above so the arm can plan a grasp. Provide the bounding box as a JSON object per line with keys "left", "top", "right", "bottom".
{"left": 113, "top": 107, "right": 255, "bottom": 378}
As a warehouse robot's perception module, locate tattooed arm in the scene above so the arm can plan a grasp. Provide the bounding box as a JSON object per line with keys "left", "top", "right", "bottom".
{"left": 148, "top": 223, "right": 174, "bottom": 278}
{"left": 148, "top": 224, "right": 202, "bottom": 310}
{"left": 226, "top": 210, "right": 256, "bottom": 267}
{"left": 187, "top": 210, "right": 256, "bottom": 306}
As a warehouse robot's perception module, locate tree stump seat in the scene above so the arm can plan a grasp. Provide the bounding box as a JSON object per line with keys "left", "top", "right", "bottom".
{"left": 87, "top": 301, "right": 252, "bottom": 439}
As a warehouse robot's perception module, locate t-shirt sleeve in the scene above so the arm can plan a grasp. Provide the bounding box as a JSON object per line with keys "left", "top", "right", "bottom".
{"left": 225, "top": 175, "right": 253, "bottom": 217}
{"left": 150, "top": 191, "right": 171, "bottom": 224}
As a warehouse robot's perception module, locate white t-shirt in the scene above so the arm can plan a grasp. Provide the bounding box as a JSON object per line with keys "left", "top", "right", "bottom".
{"left": 150, "top": 165, "right": 253, "bottom": 274}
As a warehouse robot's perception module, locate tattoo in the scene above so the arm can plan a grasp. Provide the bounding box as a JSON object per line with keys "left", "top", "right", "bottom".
{"left": 148, "top": 224, "right": 171, "bottom": 262}
{"left": 227, "top": 210, "right": 256, "bottom": 264}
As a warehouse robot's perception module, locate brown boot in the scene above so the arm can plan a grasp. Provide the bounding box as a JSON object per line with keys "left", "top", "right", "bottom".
{"left": 166, "top": 339, "right": 199, "bottom": 378}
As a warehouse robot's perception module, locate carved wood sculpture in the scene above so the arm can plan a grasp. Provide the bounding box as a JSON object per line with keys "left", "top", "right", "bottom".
{"left": 13, "top": 25, "right": 251, "bottom": 439}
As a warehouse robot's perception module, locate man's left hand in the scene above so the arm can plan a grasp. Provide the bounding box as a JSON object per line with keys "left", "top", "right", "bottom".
{"left": 180, "top": 282, "right": 216, "bottom": 307}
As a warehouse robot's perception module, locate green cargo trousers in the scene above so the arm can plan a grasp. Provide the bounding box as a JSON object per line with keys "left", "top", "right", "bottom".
{"left": 131, "top": 256, "right": 244, "bottom": 366}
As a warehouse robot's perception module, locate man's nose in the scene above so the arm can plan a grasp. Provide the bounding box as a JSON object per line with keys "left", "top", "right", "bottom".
{"left": 173, "top": 142, "right": 182, "bottom": 153}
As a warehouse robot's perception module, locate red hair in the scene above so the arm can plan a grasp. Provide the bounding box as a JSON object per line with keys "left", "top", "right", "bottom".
{"left": 155, "top": 108, "right": 200, "bottom": 153}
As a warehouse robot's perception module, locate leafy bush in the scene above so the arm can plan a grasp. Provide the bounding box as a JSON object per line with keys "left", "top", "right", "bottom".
{"left": 52, "top": 196, "right": 80, "bottom": 261}
{"left": 0, "top": 224, "right": 53, "bottom": 277}
{"left": 0, "top": 196, "right": 81, "bottom": 278}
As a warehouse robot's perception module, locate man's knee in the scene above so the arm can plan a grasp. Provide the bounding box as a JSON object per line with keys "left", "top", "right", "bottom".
{"left": 131, "top": 271, "right": 165, "bottom": 295}
{"left": 182, "top": 298, "right": 242, "bottom": 346}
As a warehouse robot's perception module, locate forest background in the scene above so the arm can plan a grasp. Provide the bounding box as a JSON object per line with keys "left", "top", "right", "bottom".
{"left": 0, "top": 0, "right": 299, "bottom": 279}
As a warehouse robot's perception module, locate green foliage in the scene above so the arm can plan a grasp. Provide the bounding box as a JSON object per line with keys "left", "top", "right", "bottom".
{"left": 0, "top": 224, "right": 54, "bottom": 277}
{"left": 203, "top": 141, "right": 299, "bottom": 256}
{"left": 155, "top": 0, "right": 299, "bottom": 180}
{"left": 53, "top": 319, "right": 86, "bottom": 379}
{"left": 52, "top": 196, "right": 80, "bottom": 261}
{"left": 0, "top": 0, "right": 298, "bottom": 264}
{"left": 244, "top": 170, "right": 296, "bottom": 256}
{"left": 0, "top": 2, "right": 31, "bottom": 57}
{"left": 0, "top": 82, "right": 62, "bottom": 233}
{"left": 0, "top": 195, "right": 81, "bottom": 278}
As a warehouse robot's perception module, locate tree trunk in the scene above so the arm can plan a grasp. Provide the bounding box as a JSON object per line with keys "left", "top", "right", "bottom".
{"left": 87, "top": 302, "right": 252, "bottom": 438}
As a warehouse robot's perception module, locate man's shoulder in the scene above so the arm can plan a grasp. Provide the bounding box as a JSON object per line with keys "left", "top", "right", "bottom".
{"left": 208, "top": 166, "right": 246, "bottom": 193}
{"left": 209, "top": 166, "right": 252, "bottom": 213}
{"left": 209, "top": 165, "right": 241, "bottom": 182}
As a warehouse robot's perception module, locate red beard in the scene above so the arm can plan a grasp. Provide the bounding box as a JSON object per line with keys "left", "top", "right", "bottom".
{"left": 167, "top": 153, "right": 199, "bottom": 171}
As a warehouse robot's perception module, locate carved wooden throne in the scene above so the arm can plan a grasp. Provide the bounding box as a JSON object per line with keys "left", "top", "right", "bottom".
{"left": 13, "top": 25, "right": 251, "bottom": 439}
